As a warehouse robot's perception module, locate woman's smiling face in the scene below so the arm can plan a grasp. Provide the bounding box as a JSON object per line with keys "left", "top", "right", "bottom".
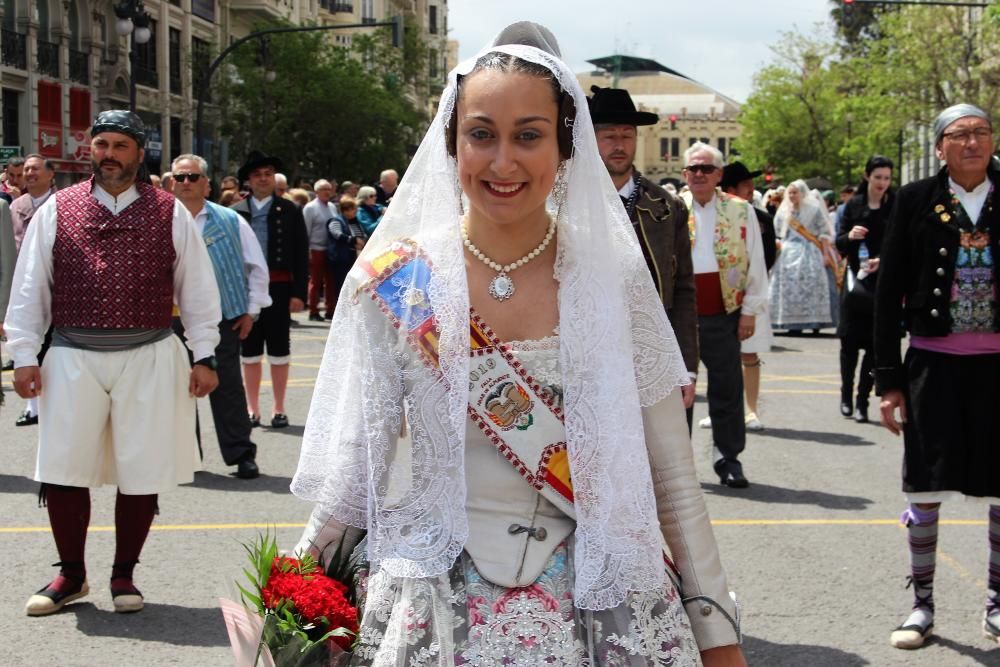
{"left": 455, "top": 69, "right": 561, "bottom": 228}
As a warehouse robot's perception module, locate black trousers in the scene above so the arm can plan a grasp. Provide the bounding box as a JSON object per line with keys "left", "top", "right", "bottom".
{"left": 839, "top": 335, "right": 874, "bottom": 409}
{"left": 172, "top": 317, "right": 256, "bottom": 466}
{"left": 698, "top": 312, "right": 746, "bottom": 468}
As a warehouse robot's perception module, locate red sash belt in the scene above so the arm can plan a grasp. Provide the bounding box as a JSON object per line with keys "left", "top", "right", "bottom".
{"left": 269, "top": 270, "right": 293, "bottom": 282}
{"left": 695, "top": 272, "right": 726, "bottom": 316}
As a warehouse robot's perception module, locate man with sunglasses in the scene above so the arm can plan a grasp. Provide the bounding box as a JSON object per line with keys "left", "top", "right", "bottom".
{"left": 589, "top": 86, "right": 698, "bottom": 418}
{"left": 876, "top": 104, "right": 1000, "bottom": 650}
{"left": 681, "top": 143, "right": 768, "bottom": 489}
{"left": 171, "top": 154, "right": 271, "bottom": 480}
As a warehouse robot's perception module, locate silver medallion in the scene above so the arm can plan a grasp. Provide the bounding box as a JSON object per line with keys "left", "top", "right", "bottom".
{"left": 488, "top": 273, "right": 515, "bottom": 301}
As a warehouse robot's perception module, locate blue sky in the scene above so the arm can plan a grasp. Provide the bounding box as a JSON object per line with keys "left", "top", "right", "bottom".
{"left": 447, "top": 0, "right": 836, "bottom": 102}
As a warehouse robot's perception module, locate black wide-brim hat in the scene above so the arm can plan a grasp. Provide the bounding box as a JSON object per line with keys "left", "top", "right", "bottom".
{"left": 237, "top": 150, "right": 284, "bottom": 183}
{"left": 588, "top": 86, "right": 659, "bottom": 126}
{"left": 721, "top": 161, "right": 762, "bottom": 188}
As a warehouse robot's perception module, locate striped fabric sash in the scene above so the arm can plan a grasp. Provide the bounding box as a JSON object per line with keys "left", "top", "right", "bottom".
{"left": 359, "top": 242, "right": 574, "bottom": 516}
{"left": 359, "top": 242, "right": 682, "bottom": 585}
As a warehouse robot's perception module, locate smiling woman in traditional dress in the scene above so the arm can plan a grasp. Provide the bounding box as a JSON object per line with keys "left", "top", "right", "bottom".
{"left": 769, "top": 179, "right": 836, "bottom": 333}
{"left": 290, "top": 22, "right": 745, "bottom": 666}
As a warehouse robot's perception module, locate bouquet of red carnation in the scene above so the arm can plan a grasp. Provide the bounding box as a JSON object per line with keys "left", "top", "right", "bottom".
{"left": 222, "top": 532, "right": 359, "bottom": 666}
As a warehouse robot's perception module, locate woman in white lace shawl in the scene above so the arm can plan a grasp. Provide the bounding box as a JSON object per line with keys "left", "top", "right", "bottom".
{"left": 769, "top": 179, "right": 837, "bottom": 332}
{"left": 290, "top": 22, "right": 745, "bottom": 666}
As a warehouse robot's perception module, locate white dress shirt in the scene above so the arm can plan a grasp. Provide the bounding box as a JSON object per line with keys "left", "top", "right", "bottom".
{"left": 4, "top": 183, "right": 222, "bottom": 366}
{"left": 690, "top": 194, "right": 769, "bottom": 316}
{"left": 192, "top": 204, "right": 272, "bottom": 317}
{"left": 617, "top": 178, "right": 637, "bottom": 200}
{"left": 949, "top": 176, "right": 990, "bottom": 224}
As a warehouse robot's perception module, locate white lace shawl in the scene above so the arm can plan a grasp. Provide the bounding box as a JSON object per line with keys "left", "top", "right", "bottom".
{"left": 291, "top": 42, "right": 690, "bottom": 611}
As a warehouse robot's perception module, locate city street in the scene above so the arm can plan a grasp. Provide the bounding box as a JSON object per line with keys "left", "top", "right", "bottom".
{"left": 1, "top": 320, "right": 997, "bottom": 666}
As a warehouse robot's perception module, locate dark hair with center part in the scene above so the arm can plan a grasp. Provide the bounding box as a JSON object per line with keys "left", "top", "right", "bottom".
{"left": 445, "top": 52, "right": 576, "bottom": 160}
{"left": 854, "top": 155, "right": 894, "bottom": 199}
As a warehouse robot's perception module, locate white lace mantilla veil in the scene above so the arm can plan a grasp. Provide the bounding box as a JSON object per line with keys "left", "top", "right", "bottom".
{"left": 291, "top": 24, "right": 691, "bottom": 611}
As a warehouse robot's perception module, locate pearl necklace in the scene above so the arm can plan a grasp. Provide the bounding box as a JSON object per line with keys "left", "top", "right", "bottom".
{"left": 461, "top": 217, "right": 556, "bottom": 302}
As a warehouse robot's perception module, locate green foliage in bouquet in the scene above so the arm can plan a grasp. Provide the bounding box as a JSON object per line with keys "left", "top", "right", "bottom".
{"left": 237, "top": 531, "right": 359, "bottom": 666}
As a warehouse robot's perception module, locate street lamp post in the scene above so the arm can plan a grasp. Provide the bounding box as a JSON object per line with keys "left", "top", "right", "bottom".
{"left": 113, "top": 0, "right": 152, "bottom": 113}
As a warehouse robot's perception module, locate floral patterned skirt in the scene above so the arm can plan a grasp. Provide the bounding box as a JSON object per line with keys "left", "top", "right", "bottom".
{"left": 348, "top": 538, "right": 702, "bottom": 666}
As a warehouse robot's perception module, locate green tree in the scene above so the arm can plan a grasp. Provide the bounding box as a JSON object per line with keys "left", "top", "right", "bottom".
{"left": 860, "top": 6, "right": 1000, "bottom": 129}
{"left": 737, "top": 30, "right": 856, "bottom": 183}
{"left": 211, "top": 21, "right": 423, "bottom": 184}
{"left": 828, "top": 0, "right": 886, "bottom": 51}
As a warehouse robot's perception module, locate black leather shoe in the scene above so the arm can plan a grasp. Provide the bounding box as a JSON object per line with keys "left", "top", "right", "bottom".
{"left": 236, "top": 459, "right": 260, "bottom": 479}
{"left": 840, "top": 402, "right": 853, "bottom": 417}
{"left": 714, "top": 460, "right": 750, "bottom": 489}
{"left": 719, "top": 470, "right": 750, "bottom": 488}
{"left": 15, "top": 410, "right": 38, "bottom": 426}
{"left": 270, "top": 413, "right": 289, "bottom": 428}
{"left": 308, "top": 313, "right": 324, "bottom": 322}
{"left": 248, "top": 413, "right": 261, "bottom": 428}
{"left": 854, "top": 407, "right": 869, "bottom": 423}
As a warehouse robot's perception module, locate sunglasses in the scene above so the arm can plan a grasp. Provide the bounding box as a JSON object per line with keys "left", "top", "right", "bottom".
{"left": 683, "top": 164, "right": 718, "bottom": 175}
{"left": 173, "top": 173, "right": 203, "bottom": 183}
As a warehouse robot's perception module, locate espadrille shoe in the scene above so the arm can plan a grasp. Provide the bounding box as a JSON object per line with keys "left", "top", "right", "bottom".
{"left": 985, "top": 608, "right": 1000, "bottom": 644}
{"left": 25, "top": 580, "right": 89, "bottom": 616}
{"left": 890, "top": 607, "right": 934, "bottom": 650}
{"left": 111, "top": 582, "right": 144, "bottom": 613}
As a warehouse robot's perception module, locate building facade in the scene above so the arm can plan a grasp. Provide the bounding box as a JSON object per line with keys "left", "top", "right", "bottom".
{"left": 0, "top": 0, "right": 448, "bottom": 183}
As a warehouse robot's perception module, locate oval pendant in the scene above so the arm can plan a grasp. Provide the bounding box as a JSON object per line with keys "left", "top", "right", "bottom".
{"left": 488, "top": 274, "right": 515, "bottom": 302}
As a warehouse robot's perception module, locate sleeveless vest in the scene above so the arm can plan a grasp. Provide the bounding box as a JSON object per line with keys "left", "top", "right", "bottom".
{"left": 682, "top": 189, "right": 750, "bottom": 314}
{"left": 51, "top": 178, "right": 176, "bottom": 329}
{"left": 202, "top": 201, "right": 249, "bottom": 320}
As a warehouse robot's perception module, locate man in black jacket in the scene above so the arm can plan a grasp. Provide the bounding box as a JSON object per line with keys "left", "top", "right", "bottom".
{"left": 876, "top": 104, "right": 1000, "bottom": 649}
{"left": 231, "top": 151, "right": 309, "bottom": 428}
{"left": 589, "top": 86, "right": 699, "bottom": 418}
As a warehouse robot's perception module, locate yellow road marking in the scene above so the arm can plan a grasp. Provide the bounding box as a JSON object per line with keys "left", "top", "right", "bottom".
{"left": 0, "top": 518, "right": 987, "bottom": 534}
{"left": 758, "top": 389, "right": 840, "bottom": 395}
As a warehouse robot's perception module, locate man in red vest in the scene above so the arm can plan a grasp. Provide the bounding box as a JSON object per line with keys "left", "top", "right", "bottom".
{"left": 5, "top": 110, "right": 222, "bottom": 616}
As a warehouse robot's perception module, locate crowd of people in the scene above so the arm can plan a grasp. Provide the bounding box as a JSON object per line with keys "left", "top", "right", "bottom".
{"left": 0, "top": 18, "right": 997, "bottom": 662}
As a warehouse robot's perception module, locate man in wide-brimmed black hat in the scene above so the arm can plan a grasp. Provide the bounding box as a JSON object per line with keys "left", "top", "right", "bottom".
{"left": 589, "top": 86, "right": 698, "bottom": 417}
{"left": 718, "top": 161, "right": 776, "bottom": 434}
{"left": 230, "top": 150, "right": 309, "bottom": 430}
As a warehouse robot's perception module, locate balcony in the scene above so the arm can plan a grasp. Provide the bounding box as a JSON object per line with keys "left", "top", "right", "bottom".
{"left": 361, "top": 16, "right": 376, "bottom": 24}
{"left": 69, "top": 49, "right": 89, "bottom": 84}
{"left": 225, "top": 0, "right": 286, "bottom": 19}
{"left": 37, "top": 39, "right": 60, "bottom": 78}
{"left": 1, "top": 29, "right": 26, "bottom": 69}
{"left": 332, "top": 2, "right": 354, "bottom": 12}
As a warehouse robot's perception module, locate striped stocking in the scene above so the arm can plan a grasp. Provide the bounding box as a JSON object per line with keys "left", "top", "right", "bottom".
{"left": 989, "top": 505, "right": 1000, "bottom": 613}
{"left": 903, "top": 504, "right": 938, "bottom": 612}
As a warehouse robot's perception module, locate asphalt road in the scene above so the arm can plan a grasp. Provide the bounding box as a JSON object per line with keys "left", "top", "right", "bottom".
{"left": 2, "top": 320, "right": 998, "bottom": 666}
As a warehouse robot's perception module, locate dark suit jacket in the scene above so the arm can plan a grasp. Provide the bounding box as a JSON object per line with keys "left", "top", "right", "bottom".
{"left": 231, "top": 196, "right": 310, "bottom": 303}
{"left": 631, "top": 176, "right": 698, "bottom": 375}
{"left": 874, "top": 166, "right": 1000, "bottom": 394}
{"left": 753, "top": 207, "right": 777, "bottom": 272}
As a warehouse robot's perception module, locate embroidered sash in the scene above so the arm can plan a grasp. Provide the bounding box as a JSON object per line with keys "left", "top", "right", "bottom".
{"left": 787, "top": 212, "right": 843, "bottom": 290}
{"left": 359, "top": 242, "right": 681, "bottom": 583}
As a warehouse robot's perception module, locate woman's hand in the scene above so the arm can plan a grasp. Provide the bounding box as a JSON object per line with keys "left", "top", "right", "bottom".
{"left": 701, "top": 644, "right": 747, "bottom": 667}
{"left": 848, "top": 225, "right": 869, "bottom": 241}
{"left": 866, "top": 257, "right": 880, "bottom": 273}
